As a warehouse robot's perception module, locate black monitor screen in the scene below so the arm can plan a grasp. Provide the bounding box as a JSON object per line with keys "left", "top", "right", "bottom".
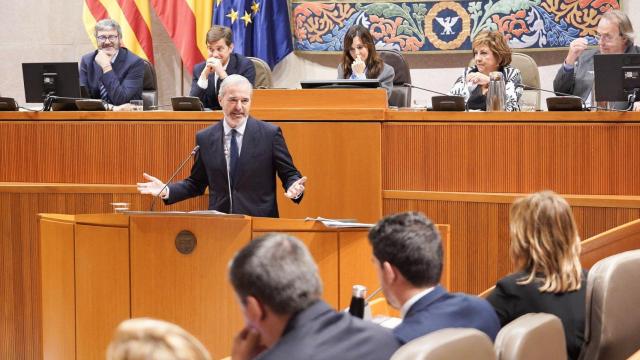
{"left": 22, "top": 62, "right": 81, "bottom": 103}
{"left": 593, "top": 53, "right": 640, "bottom": 102}
{"left": 300, "top": 79, "right": 381, "bottom": 90}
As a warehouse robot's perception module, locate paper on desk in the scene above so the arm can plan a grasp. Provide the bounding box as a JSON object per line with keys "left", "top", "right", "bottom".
{"left": 304, "top": 217, "right": 374, "bottom": 228}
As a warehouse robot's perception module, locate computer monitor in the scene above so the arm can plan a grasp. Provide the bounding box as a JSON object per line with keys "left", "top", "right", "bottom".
{"left": 22, "top": 62, "right": 81, "bottom": 103}
{"left": 593, "top": 53, "right": 640, "bottom": 103}
{"left": 300, "top": 79, "right": 381, "bottom": 89}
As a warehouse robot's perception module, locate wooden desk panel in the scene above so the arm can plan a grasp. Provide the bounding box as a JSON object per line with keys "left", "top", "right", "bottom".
{"left": 383, "top": 123, "right": 640, "bottom": 194}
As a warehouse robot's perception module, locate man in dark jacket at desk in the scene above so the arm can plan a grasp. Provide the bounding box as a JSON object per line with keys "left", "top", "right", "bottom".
{"left": 189, "top": 25, "right": 256, "bottom": 110}
{"left": 79, "top": 19, "right": 144, "bottom": 105}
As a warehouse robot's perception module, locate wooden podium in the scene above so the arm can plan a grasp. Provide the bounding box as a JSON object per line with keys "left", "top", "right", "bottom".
{"left": 40, "top": 213, "right": 449, "bottom": 360}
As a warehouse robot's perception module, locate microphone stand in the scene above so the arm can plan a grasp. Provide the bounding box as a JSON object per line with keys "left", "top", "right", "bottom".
{"left": 224, "top": 145, "right": 233, "bottom": 214}
{"left": 521, "top": 84, "right": 627, "bottom": 112}
{"left": 149, "top": 145, "right": 200, "bottom": 211}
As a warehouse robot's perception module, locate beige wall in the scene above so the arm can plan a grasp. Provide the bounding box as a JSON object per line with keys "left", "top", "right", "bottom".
{"left": 1, "top": 0, "right": 638, "bottom": 108}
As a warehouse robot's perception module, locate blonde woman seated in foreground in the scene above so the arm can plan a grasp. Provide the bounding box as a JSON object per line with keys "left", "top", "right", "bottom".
{"left": 106, "top": 318, "right": 211, "bottom": 360}
{"left": 487, "top": 191, "right": 587, "bottom": 360}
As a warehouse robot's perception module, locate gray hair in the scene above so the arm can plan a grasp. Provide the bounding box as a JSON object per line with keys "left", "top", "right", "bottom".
{"left": 229, "top": 233, "right": 322, "bottom": 315}
{"left": 601, "top": 9, "right": 635, "bottom": 45}
{"left": 94, "top": 19, "right": 123, "bottom": 39}
{"left": 219, "top": 74, "right": 253, "bottom": 98}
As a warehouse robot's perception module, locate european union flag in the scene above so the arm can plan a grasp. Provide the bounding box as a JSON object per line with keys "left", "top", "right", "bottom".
{"left": 213, "top": 0, "right": 293, "bottom": 69}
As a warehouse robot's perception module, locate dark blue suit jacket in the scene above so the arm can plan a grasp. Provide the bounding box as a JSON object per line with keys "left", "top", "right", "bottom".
{"left": 394, "top": 285, "right": 500, "bottom": 344}
{"left": 256, "top": 301, "right": 400, "bottom": 360}
{"left": 189, "top": 53, "right": 256, "bottom": 110}
{"left": 165, "top": 117, "right": 302, "bottom": 217}
{"left": 79, "top": 47, "right": 144, "bottom": 105}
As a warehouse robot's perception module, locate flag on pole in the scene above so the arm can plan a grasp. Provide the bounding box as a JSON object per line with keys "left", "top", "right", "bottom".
{"left": 150, "top": 0, "right": 212, "bottom": 73}
{"left": 82, "top": 0, "right": 154, "bottom": 63}
{"left": 213, "top": 0, "right": 293, "bottom": 69}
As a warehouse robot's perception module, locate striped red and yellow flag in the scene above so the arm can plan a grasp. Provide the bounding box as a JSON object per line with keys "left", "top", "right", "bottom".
{"left": 150, "top": 0, "right": 212, "bottom": 73}
{"left": 83, "top": 0, "right": 154, "bottom": 63}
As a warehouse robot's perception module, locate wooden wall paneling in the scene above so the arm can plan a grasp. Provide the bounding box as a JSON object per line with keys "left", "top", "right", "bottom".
{"left": 253, "top": 230, "right": 340, "bottom": 309}
{"left": 75, "top": 223, "right": 130, "bottom": 360}
{"left": 274, "top": 122, "right": 382, "bottom": 222}
{"left": 129, "top": 215, "right": 251, "bottom": 358}
{"left": 382, "top": 123, "right": 640, "bottom": 195}
{"left": 40, "top": 217, "right": 76, "bottom": 360}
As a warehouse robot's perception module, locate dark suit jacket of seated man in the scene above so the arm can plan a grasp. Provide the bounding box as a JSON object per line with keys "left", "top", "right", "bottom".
{"left": 189, "top": 53, "right": 256, "bottom": 110}
{"left": 79, "top": 47, "right": 144, "bottom": 105}
{"left": 369, "top": 212, "right": 500, "bottom": 345}
{"left": 163, "top": 115, "right": 303, "bottom": 217}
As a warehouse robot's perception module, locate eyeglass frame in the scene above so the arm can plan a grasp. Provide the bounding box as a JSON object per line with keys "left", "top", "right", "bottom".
{"left": 594, "top": 32, "right": 623, "bottom": 43}
{"left": 96, "top": 35, "right": 120, "bottom": 42}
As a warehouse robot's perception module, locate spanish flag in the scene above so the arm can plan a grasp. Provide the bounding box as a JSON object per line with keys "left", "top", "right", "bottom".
{"left": 82, "top": 0, "right": 155, "bottom": 63}
{"left": 150, "top": 0, "right": 212, "bottom": 73}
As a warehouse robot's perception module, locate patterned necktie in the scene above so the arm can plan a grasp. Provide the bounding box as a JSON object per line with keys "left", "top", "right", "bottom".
{"left": 229, "top": 129, "right": 239, "bottom": 186}
{"left": 99, "top": 83, "right": 109, "bottom": 102}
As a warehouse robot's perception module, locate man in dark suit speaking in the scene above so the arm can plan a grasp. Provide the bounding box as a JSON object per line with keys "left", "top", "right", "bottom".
{"left": 137, "top": 74, "right": 306, "bottom": 217}
{"left": 79, "top": 19, "right": 144, "bottom": 105}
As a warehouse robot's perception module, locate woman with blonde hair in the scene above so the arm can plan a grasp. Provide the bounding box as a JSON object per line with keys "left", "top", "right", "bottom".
{"left": 487, "top": 191, "right": 587, "bottom": 360}
{"left": 106, "top": 318, "right": 211, "bottom": 360}
{"left": 449, "top": 30, "right": 522, "bottom": 111}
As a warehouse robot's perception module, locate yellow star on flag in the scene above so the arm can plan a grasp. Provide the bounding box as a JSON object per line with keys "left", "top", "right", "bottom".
{"left": 226, "top": 8, "right": 239, "bottom": 24}
{"left": 251, "top": 1, "right": 260, "bottom": 15}
{"left": 241, "top": 10, "right": 252, "bottom": 26}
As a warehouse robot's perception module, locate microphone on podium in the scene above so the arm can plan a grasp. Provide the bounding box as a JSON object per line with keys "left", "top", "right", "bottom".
{"left": 224, "top": 145, "right": 233, "bottom": 214}
{"left": 149, "top": 145, "right": 200, "bottom": 211}
{"left": 403, "top": 83, "right": 466, "bottom": 111}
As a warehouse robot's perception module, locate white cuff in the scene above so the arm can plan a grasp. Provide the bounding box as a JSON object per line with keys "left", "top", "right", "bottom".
{"left": 160, "top": 187, "right": 170, "bottom": 199}
{"left": 197, "top": 77, "right": 209, "bottom": 89}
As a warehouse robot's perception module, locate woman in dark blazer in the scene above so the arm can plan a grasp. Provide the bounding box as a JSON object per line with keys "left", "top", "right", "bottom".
{"left": 487, "top": 191, "right": 587, "bottom": 360}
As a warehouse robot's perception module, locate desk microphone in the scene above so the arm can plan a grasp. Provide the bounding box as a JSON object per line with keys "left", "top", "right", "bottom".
{"left": 404, "top": 83, "right": 466, "bottom": 111}
{"left": 402, "top": 83, "right": 450, "bottom": 97}
{"left": 224, "top": 145, "right": 233, "bottom": 214}
{"left": 520, "top": 84, "right": 626, "bottom": 112}
{"left": 149, "top": 145, "right": 200, "bottom": 211}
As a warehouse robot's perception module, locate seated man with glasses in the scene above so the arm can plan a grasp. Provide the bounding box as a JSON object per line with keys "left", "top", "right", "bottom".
{"left": 80, "top": 19, "right": 144, "bottom": 106}
{"left": 553, "top": 9, "right": 640, "bottom": 111}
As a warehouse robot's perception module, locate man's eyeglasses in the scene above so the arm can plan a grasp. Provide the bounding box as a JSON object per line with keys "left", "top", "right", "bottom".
{"left": 594, "top": 33, "right": 622, "bottom": 43}
{"left": 96, "top": 35, "right": 119, "bottom": 42}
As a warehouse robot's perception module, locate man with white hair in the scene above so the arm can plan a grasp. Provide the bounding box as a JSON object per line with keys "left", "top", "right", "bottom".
{"left": 79, "top": 19, "right": 144, "bottom": 105}
{"left": 138, "top": 74, "right": 306, "bottom": 217}
{"left": 554, "top": 9, "right": 640, "bottom": 111}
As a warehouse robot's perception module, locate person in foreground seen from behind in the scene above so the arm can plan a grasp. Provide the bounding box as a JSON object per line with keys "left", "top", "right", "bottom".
{"left": 106, "top": 317, "right": 211, "bottom": 360}
{"left": 369, "top": 212, "right": 500, "bottom": 344}
{"left": 229, "top": 233, "right": 400, "bottom": 360}
{"left": 487, "top": 191, "right": 587, "bottom": 360}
